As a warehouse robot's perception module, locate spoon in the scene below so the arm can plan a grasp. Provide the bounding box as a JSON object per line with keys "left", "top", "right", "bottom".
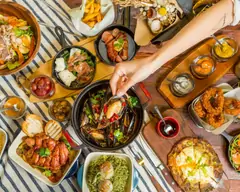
{"left": 167, "top": 78, "right": 186, "bottom": 89}
{"left": 154, "top": 106, "right": 173, "bottom": 135}
{"left": 0, "top": 104, "right": 20, "bottom": 113}
{"left": 211, "top": 35, "right": 224, "bottom": 48}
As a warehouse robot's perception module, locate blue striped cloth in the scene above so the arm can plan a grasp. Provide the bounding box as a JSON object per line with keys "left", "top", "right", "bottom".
{"left": 0, "top": 1, "right": 172, "bottom": 192}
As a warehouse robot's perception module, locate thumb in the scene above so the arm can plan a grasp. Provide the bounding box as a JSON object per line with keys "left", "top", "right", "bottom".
{"left": 116, "top": 78, "right": 135, "bottom": 96}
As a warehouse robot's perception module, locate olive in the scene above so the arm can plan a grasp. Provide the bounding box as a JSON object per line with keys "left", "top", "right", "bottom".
{"left": 31, "top": 83, "right": 37, "bottom": 91}
{"left": 58, "top": 115, "right": 65, "bottom": 121}
{"left": 61, "top": 101, "right": 68, "bottom": 106}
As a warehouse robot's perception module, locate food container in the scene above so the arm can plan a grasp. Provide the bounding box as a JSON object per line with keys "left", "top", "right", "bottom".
{"left": 30, "top": 75, "right": 55, "bottom": 99}
{"left": 169, "top": 73, "right": 195, "bottom": 97}
{"left": 0, "top": 128, "right": 8, "bottom": 159}
{"left": 49, "top": 99, "right": 72, "bottom": 122}
{"left": 0, "top": 96, "right": 27, "bottom": 120}
{"left": 190, "top": 55, "right": 216, "bottom": 79}
{"left": 211, "top": 37, "right": 238, "bottom": 62}
{"left": 156, "top": 117, "right": 180, "bottom": 139}
{"left": 82, "top": 152, "right": 133, "bottom": 192}
{"left": 189, "top": 83, "right": 235, "bottom": 135}
{"left": 8, "top": 131, "right": 81, "bottom": 187}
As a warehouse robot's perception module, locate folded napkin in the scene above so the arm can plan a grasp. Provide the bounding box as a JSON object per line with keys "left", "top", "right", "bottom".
{"left": 69, "top": 0, "right": 115, "bottom": 36}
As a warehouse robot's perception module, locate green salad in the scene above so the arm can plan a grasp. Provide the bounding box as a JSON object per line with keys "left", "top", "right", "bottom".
{"left": 87, "top": 155, "right": 129, "bottom": 192}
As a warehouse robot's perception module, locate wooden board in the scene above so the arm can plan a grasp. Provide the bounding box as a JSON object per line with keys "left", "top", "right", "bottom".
{"left": 157, "top": 36, "right": 240, "bottom": 108}
{"left": 21, "top": 37, "right": 115, "bottom": 103}
{"left": 142, "top": 109, "right": 229, "bottom": 192}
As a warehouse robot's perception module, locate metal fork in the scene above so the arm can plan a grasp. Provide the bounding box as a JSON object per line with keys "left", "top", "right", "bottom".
{"left": 129, "top": 146, "right": 164, "bottom": 192}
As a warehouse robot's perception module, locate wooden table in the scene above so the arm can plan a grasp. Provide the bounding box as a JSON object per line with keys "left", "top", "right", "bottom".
{"left": 64, "top": 1, "right": 240, "bottom": 191}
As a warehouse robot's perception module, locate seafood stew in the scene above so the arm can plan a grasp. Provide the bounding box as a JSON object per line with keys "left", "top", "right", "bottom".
{"left": 53, "top": 46, "right": 96, "bottom": 89}
{"left": 72, "top": 80, "right": 144, "bottom": 151}
{"left": 0, "top": 14, "right": 35, "bottom": 71}
{"left": 16, "top": 133, "right": 77, "bottom": 182}
{"left": 95, "top": 25, "right": 139, "bottom": 65}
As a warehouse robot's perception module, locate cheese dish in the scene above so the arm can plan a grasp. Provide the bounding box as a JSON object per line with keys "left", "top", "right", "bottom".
{"left": 168, "top": 138, "right": 223, "bottom": 192}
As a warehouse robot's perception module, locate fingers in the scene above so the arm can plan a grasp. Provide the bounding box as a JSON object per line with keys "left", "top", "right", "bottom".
{"left": 110, "top": 64, "right": 125, "bottom": 95}
{"left": 116, "top": 78, "right": 135, "bottom": 96}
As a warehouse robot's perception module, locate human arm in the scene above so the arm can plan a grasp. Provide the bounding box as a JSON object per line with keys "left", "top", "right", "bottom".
{"left": 110, "top": 0, "right": 235, "bottom": 96}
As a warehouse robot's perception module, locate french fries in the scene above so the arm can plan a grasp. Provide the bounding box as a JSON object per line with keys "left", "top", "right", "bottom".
{"left": 82, "top": 0, "right": 103, "bottom": 28}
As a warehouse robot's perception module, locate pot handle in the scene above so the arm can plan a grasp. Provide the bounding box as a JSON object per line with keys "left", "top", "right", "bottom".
{"left": 138, "top": 82, "right": 152, "bottom": 109}
{"left": 55, "top": 26, "right": 68, "bottom": 48}
{"left": 221, "top": 131, "right": 233, "bottom": 143}
{"left": 63, "top": 130, "right": 86, "bottom": 150}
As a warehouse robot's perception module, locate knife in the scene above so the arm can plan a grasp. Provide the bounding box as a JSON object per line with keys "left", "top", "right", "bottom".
{"left": 139, "top": 134, "right": 182, "bottom": 192}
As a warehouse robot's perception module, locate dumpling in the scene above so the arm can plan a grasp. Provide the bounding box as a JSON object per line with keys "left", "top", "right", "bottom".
{"left": 58, "top": 70, "right": 77, "bottom": 87}
{"left": 55, "top": 58, "right": 65, "bottom": 72}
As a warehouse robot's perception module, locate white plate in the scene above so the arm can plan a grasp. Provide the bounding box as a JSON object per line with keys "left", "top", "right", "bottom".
{"left": 8, "top": 131, "right": 81, "bottom": 187}
{"left": 0, "top": 127, "right": 8, "bottom": 159}
{"left": 82, "top": 152, "right": 133, "bottom": 192}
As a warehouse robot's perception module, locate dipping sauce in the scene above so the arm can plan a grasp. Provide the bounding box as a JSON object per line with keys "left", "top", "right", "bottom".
{"left": 49, "top": 99, "right": 71, "bottom": 122}
{"left": 156, "top": 117, "right": 180, "bottom": 139}
{"left": 170, "top": 74, "right": 195, "bottom": 97}
{"left": 0, "top": 131, "right": 6, "bottom": 156}
{"left": 30, "top": 75, "right": 55, "bottom": 99}
{"left": 214, "top": 41, "right": 234, "bottom": 59}
{"left": 2, "top": 96, "right": 26, "bottom": 119}
{"left": 191, "top": 55, "right": 216, "bottom": 78}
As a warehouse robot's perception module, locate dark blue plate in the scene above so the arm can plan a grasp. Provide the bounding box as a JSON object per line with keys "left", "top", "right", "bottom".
{"left": 77, "top": 164, "right": 139, "bottom": 191}
{"left": 64, "top": 160, "right": 79, "bottom": 179}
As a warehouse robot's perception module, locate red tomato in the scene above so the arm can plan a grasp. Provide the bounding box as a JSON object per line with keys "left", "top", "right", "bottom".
{"left": 35, "top": 89, "right": 47, "bottom": 96}
{"left": 34, "top": 77, "right": 42, "bottom": 84}
{"left": 31, "top": 83, "right": 37, "bottom": 91}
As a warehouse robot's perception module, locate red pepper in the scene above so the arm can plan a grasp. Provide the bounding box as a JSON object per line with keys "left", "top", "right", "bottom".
{"left": 122, "top": 102, "right": 126, "bottom": 107}
{"left": 103, "top": 105, "right": 108, "bottom": 114}
{"left": 110, "top": 116, "right": 114, "bottom": 122}
{"left": 13, "top": 46, "right": 24, "bottom": 64}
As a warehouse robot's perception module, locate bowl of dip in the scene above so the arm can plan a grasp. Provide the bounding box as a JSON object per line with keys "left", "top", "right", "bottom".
{"left": 156, "top": 117, "right": 180, "bottom": 139}
{"left": 211, "top": 37, "right": 238, "bottom": 62}
{"left": 169, "top": 73, "right": 195, "bottom": 97}
{"left": 0, "top": 96, "right": 27, "bottom": 119}
{"left": 190, "top": 55, "right": 216, "bottom": 79}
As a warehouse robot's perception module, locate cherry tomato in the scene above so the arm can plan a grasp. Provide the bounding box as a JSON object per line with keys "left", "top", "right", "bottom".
{"left": 44, "top": 77, "right": 51, "bottom": 85}
{"left": 35, "top": 89, "right": 47, "bottom": 96}
{"left": 34, "top": 77, "right": 42, "bottom": 84}
{"left": 31, "top": 83, "right": 37, "bottom": 91}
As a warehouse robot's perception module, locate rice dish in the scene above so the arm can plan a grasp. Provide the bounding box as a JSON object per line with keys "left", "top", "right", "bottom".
{"left": 87, "top": 155, "right": 129, "bottom": 192}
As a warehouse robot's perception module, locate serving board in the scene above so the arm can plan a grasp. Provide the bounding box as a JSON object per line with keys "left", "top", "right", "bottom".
{"left": 157, "top": 35, "right": 240, "bottom": 108}
{"left": 142, "top": 109, "right": 229, "bottom": 192}
{"left": 19, "top": 37, "right": 115, "bottom": 103}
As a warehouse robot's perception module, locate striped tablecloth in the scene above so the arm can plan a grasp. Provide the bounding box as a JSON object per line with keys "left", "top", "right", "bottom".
{"left": 0, "top": 1, "right": 172, "bottom": 192}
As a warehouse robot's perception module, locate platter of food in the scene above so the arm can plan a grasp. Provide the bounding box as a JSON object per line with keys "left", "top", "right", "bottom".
{"left": 0, "top": 2, "right": 41, "bottom": 76}
{"left": 82, "top": 152, "right": 133, "bottom": 192}
{"left": 95, "top": 25, "right": 139, "bottom": 65}
{"left": 71, "top": 80, "right": 146, "bottom": 151}
{"left": 0, "top": 127, "right": 8, "bottom": 159}
{"left": 157, "top": 35, "right": 239, "bottom": 108}
{"left": 168, "top": 137, "right": 223, "bottom": 192}
{"left": 8, "top": 114, "right": 81, "bottom": 187}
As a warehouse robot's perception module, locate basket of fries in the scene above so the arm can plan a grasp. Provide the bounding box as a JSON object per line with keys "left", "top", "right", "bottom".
{"left": 69, "top": 0, "right": 115, "bottom": 36}
{"left": 189, "top": 84, "right": 240, "bottom": 134}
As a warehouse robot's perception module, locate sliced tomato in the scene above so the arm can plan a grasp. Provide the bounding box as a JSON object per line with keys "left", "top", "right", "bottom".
{"left": 103, "top": 105, "right": 108, "bottom": 114}
{"left": 13, "top": 46, "right": 24, "bottom": 64}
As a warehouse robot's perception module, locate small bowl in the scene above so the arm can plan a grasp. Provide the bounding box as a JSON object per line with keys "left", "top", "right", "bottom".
{"left": 0, "top": 127, "right": 8, "bottom": 159}
{"left": 169, "top": 73, "right": 195, "bottom": 97}
{"left": 211, "top": 37, "right": 238, "bottom": 62}
{"left": 49, "top": 99, "right": 72, "bottom": 122}
{"left": 190, "top": 55, "right": 216, "bottom": 79}
{"left": 82, "top": 152, "right": 133, "bottom": 192}
{"left": 30, "top": 75, "right": 55, "bottom": 99}
{"left": 0, "top": 96, "right": 27, "bottom": 120}
{"left": 156, "top": 117, "right": 180, "bottom": 139}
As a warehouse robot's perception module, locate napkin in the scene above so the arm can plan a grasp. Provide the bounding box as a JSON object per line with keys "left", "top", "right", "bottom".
{"left": 69, "top": 0, "right": 114, "bottom": 37}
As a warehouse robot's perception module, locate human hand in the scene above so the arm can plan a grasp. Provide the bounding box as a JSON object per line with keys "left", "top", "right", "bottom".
{"left": 110, "top": 57, "right": 154, "bottom": 96}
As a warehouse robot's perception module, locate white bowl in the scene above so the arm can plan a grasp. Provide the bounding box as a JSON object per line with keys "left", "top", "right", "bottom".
{"left": 8, "top": 131, "right": 81, "bottom": 187}
{"left": 0, "top": 127, "right": 8, "bottom": 159}
{"left": 82, "top": 152, "right": 133, "bottom": 192}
